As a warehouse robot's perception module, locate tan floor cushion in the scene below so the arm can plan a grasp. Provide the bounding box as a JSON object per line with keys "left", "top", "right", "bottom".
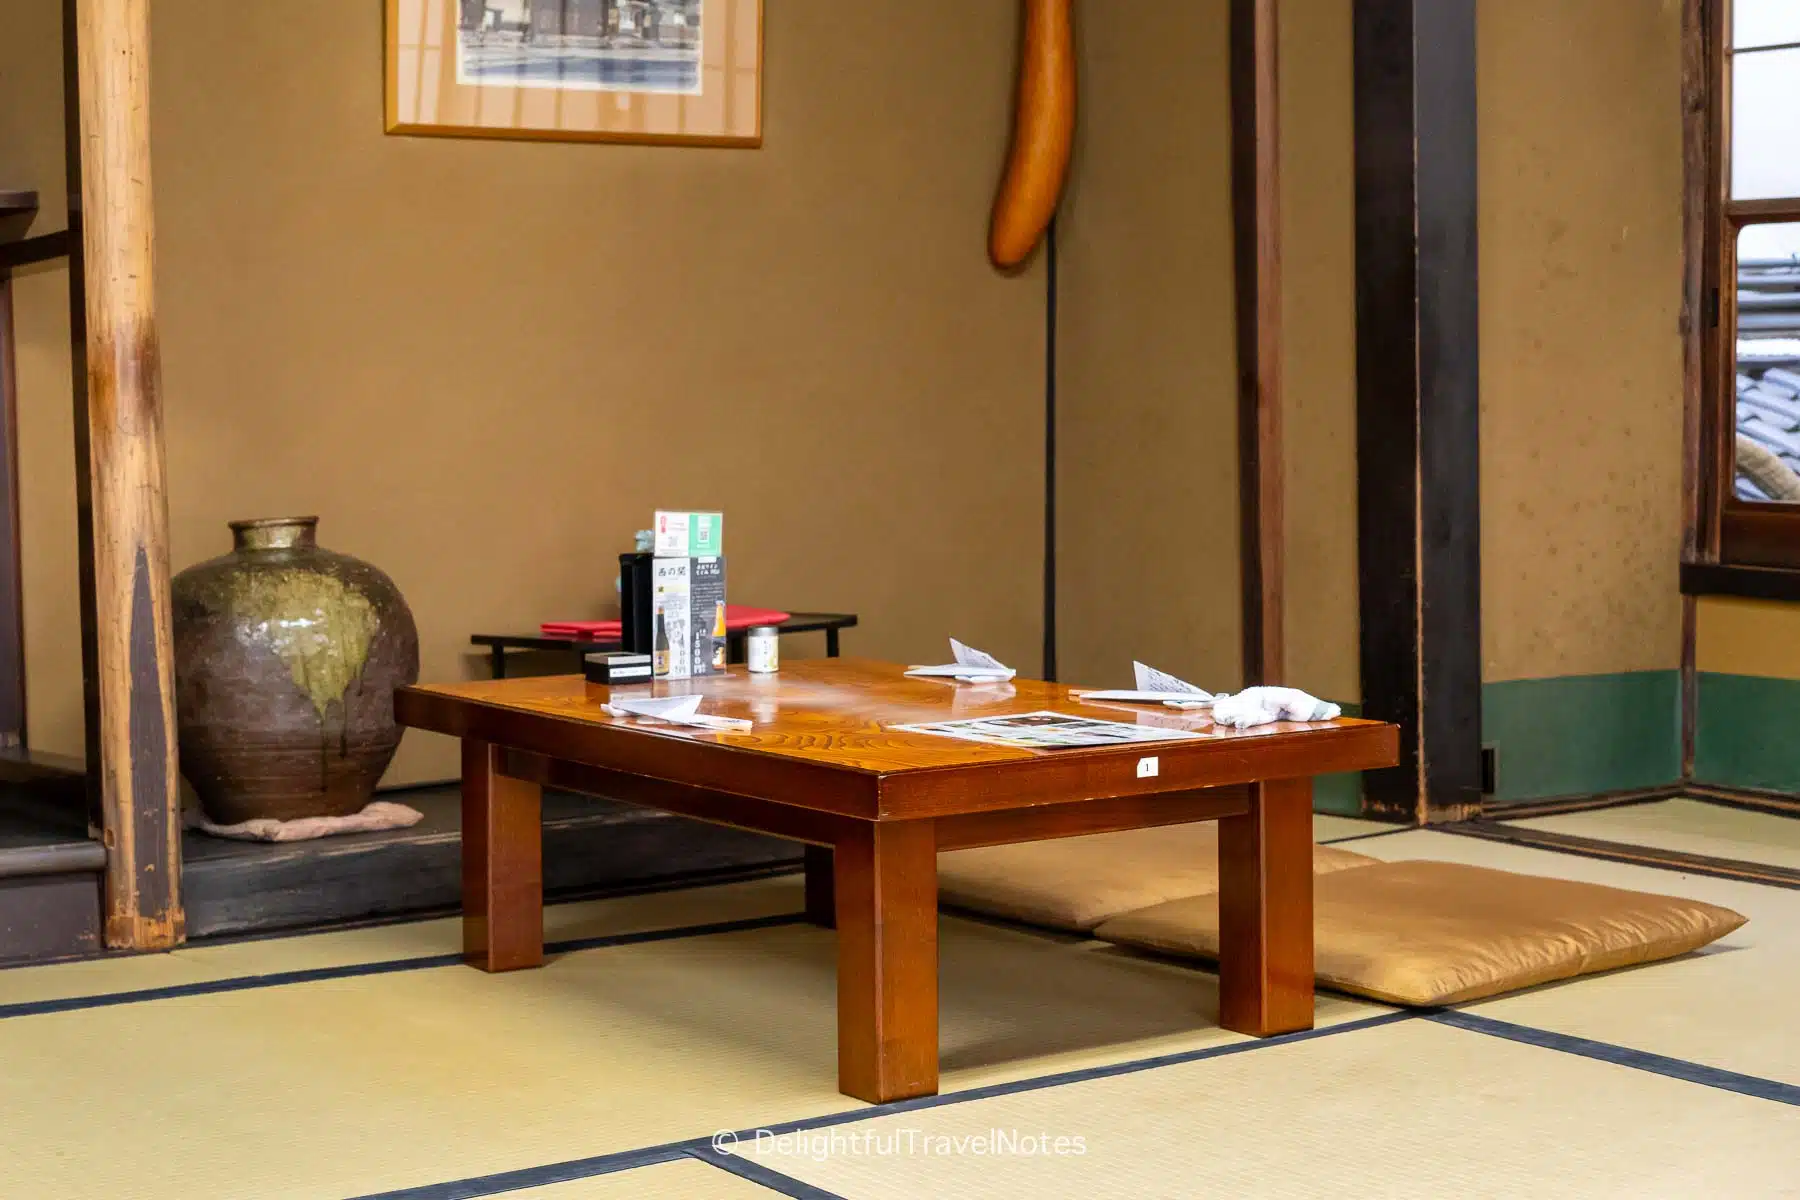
{"left": 1092, "top": 860, "right": 1748, "bottom": 1006}
{"left": 937, "top": 823, "right": 1379, "bottom": 932}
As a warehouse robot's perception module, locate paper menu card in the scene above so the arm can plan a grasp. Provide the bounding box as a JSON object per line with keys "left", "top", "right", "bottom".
{"left": 1071, "top": 661, "right": 1214, "bottom": 708}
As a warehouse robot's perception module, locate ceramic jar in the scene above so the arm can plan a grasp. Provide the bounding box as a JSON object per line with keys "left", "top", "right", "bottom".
{"left": 171, "top": 516, "right": 419, "bottom": 824}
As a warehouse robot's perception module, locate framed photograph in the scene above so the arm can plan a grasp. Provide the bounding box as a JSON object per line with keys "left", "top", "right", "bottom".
{"left": 386, "top": 0, "right": 762, "bottom": 147}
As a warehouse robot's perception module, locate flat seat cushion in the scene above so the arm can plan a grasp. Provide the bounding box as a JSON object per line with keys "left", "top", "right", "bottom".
{"left": 1092, "top": 860, "right": 1748, "bottom": 1006}
{"left": 936, "top": 823, "right": 1378, "bottom": 932}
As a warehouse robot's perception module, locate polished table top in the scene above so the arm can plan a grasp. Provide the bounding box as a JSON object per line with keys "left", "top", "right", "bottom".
{"left": 398, "top": 659, "right": 1397, "bottom": 819}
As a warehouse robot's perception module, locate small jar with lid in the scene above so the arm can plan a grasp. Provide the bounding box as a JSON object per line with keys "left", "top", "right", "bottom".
{"left": 746, "top": 626, "right": 780, "bottom": 674}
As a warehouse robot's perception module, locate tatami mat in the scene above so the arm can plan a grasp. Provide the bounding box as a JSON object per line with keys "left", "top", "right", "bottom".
{"left": 0, "top": 875, "right": 804, "bottom": 1008}
{"left": 1348, "top": 828, "right": 1800, "bottom": 1087}
{"left": 509, "top": 1158, "right": 771, "bottom": 1199}
{"left": 6, "top": 816, "right": 1795, "bottom": 1198}
{"left": 0, "top": 886, "right": 1381, "bottom": 1199}
{"left": 734, "top": 1016, "right": 1800, "bottom": 1199}
{"left": 1507, "top": 797, "right": 1800, "bottom": 871}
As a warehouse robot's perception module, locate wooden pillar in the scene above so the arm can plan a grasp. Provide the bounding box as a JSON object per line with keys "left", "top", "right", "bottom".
{"left": 1230, "top": 0, "right": 1285, "bottom": 686}
{"left": 70, "top": 0, "right": 183, "bottom": 949}
{"left": 1353, "top": 0, "right": 1482, "bottom": 823}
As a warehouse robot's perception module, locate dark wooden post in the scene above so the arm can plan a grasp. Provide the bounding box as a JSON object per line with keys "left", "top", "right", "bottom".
{"left": 1231, "top": 0, "right": 1285, "bottom": 686}
{"left": 0, "top": 231, "right": 27, "bottom": 749}
{"left": 71, "top": 0, "right": 184, "bottom": 949}
{"left": 1677, "top": 0, "right": 1710, "bottom": 779}
{"left": 1353, "top": 0, "right": 1482, "bottom": 823}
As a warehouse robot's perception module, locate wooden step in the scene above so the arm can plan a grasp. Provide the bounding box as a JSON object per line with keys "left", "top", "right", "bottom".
{"left": 0, "top": 774, "right": 104, "bottom": 963}
{"left": 0, "top": 873, "right": 102, "bottom": 964}
{"left": 183, "top": 787, "right": 801, "bottom": 938}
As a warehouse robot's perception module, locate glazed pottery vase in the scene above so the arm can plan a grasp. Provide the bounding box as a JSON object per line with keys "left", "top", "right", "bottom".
{"left": 172, "top": 517, "right": 420, "bottom": 825}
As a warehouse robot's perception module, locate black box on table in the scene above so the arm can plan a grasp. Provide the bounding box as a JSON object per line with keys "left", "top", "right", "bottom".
{"left": 584, "top": 651, "right": 654, "bottom": 686}
{"left": 620, "top": 552, "right": 652, "bottom": 653}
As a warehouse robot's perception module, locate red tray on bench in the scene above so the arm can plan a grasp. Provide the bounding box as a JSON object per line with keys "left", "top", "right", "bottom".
{"left": 539, "top": 606, "right": 792, "bottom": 640}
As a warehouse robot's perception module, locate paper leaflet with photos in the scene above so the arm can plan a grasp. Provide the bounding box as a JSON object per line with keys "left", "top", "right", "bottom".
{"left": 890, "top": 711, "right": 1212, "bottom": 750}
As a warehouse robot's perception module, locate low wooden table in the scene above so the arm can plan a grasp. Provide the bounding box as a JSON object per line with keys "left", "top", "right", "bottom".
{"left": 395, "top": 659, "right": 1398, "bottom": 1102}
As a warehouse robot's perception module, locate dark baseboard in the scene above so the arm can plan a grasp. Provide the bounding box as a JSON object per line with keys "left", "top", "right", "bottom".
{"left": 1439, "top": 819, "right": 1800, "bottom": 890}
{"left": 1478, "top": 784, "right": 1683, "bottom": 821}
{"left": 1682, "top": 784, "right": 1800, "bottom": 819}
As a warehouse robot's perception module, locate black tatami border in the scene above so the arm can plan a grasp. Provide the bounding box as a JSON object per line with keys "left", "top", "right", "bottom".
{"left": 689, "top": 1146, "right": 850, "bottom": 1200}
{"left": 0, "top": 912, "right": 807, "bottom": 1021}
{"left": 1429, "top": 1011, "right": 1800, "bottom": 1106}
{"left": 1441, "top": 819, "right": 1800, "bottom": 890}
{"left": 350, "top": 1012, "right": 1420, "bottom": 1199}
{"left": 1316, "top": 824, "right": 1413, "bottom": 846}
{"left": 346, "top": 999, "right": 1800, "bottom": 1200}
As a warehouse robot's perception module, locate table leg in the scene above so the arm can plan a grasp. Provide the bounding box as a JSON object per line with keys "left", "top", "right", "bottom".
{"left": 826, "top": 628, "right": 841, "bottom": 657}
{"left": 804, "top": 845, "right": 835, "bottom": 927}
{"left": 1217, "top": 776, "right": 1314, "bottom": 1036}
{"left": 834, "top": 821, "right": 938, "bottom": 1102}
{"left": 462, "top": 739, "right": 544, "bottom": 972}
{"left": 489, "top": 645, "right": 508, "bottom": 680}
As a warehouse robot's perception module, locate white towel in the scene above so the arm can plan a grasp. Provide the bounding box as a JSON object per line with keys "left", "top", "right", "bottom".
{"left": 1210, "top": 686, "right": 1341, "bottom": 730}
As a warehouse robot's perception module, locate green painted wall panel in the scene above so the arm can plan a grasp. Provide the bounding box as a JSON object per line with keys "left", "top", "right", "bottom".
{"left": 1311, "top": 675, "right": 1684, "bottom": 813}
{"left": 1694, "top": 672, "right": 1800, "bottom": 792}
{"left": 1312, "top": 701, "right": 1362, "bottom": 815}
{"left": 1482, "top": 672, "right": 1680, "bottom": 803}
{"left": 1311, "top": 771, "right": 1362, "bottom": 816}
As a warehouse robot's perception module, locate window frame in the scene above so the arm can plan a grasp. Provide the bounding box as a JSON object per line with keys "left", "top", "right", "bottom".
{"left": 1700, "top": 0, "right": 1800, "bottom": 571}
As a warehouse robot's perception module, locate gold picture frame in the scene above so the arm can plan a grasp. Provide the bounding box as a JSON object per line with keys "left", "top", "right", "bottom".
{"left": 386, "top": 0, "right": 763, "bottom": 147}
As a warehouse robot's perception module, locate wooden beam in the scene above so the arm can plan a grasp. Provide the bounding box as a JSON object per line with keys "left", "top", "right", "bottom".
{"left": 1353, "top": 0, "right": 1482, "bottom": 824}
{"left": 70, "top": 0, "right": 183, "bottom": 950}
{"left": 1230, "top": 0, "right": 1284, "bottom": 686}
{"left": 1697, "top": 0, "right": 1729, "bottom": 557}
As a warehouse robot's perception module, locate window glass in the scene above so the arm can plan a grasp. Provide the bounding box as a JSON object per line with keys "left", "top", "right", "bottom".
{"left": 1732, "top": 48, "right": 1800, "bottom": 200}
{"left": 1733, "top": 223, "right": 1800, "bottom": 504}
{"left": 1734, "top": 0, "right": 1800, "bottom": 50}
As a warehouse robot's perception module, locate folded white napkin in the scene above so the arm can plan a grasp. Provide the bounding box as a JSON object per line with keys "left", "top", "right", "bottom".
{"left": 905, "top": 638, "right": 1017, "bottom": 684}
{"left": 1209, "top": 686, "right": 1341, "bottom": 730}
{"left": 603, "top": 694, "right": 752, "bottom": 731}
